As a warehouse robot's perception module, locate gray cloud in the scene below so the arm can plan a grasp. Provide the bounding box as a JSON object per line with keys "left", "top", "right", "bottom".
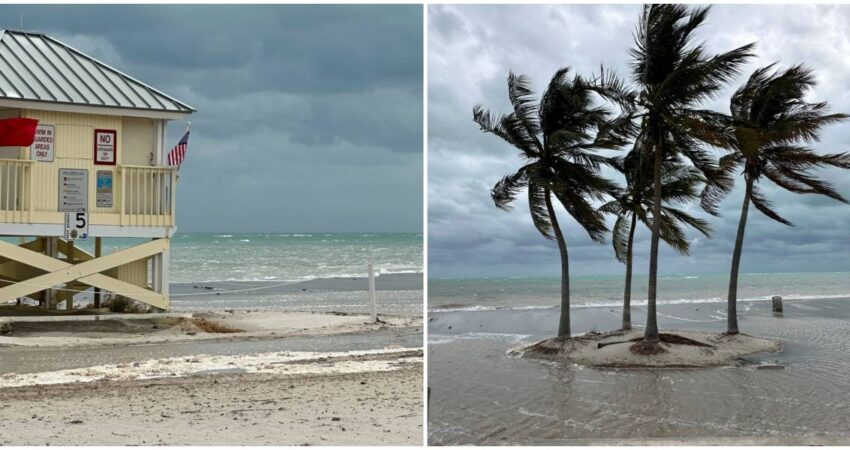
{"left": 0, "top": 4, "right": 423, "bottom": 232}
{"left": 428, "top": 4, "right": 850, "bottom": 278}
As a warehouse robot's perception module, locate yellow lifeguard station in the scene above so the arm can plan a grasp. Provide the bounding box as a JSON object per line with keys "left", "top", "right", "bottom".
{"left": 0, "top": 30, "right": 194, "bottom": 312}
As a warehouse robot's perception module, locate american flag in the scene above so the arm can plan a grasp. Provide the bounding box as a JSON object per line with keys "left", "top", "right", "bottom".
{"left": 167, "top": 129, "right": 190, "bottom": 167}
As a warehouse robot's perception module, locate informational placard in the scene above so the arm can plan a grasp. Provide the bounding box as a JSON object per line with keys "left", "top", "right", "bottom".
{"left": 96, "top": 170, "right": 113, "bottom": 208}
{"left": 64, "top": 211, "right": 89, "bottom": 241}
{"left": 58, "top": 168, "right": 88, "bottom": 212}
{"left": 94, "top": 129, "right": 117, "bottom": 165}
{"left": 30, "top": 124, "right": 55, "bottom": 162}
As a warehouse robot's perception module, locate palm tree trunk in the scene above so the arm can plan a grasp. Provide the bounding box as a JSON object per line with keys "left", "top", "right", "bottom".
{"left": 622, "top": 213, "right": 637, "bottom": 330}
{"left": 545, "top": 189, "right": 570, "bottom": 338}
{"left": 645, "top": 135, "right": 662, "bottom": 343}
{"left": 726, "top": 177, "right": 752, "bottom": 334}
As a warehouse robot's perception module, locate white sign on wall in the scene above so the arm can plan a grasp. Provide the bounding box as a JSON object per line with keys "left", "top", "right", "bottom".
{"left": 58, "top": 168, "right": 88, "bottom": 212}
{"left": 30, "top": 124, "right": 54, "bottom": 162}
{"left": 64, "top": 211, "right": 89, "bottom": 241}
{"left": 94, "top": 129, "right": 117, "bottom": 165}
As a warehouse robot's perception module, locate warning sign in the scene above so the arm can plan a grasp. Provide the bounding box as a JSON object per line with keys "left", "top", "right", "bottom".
{"left": 94, "top": 129, "right": 117, "bottom": 165}
{"left": 30, "top": 124, "right": 55, "bottom": 162}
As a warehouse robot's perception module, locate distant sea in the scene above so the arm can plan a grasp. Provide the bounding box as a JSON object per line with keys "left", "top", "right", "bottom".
{"left": 4, "top": 233, "right": 423, "bottom": 315}
{"left": 429, "top": 271, "right": 850, "bottom": 312}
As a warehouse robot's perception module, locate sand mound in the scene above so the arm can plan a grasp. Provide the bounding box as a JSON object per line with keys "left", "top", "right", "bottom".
{"left": 513, "top": 329, "right": 782, "bottom": 368}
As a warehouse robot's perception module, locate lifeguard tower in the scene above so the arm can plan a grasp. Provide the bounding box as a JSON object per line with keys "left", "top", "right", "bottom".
{"left": 0, "top": 30, "right": 194, "bottom": 312}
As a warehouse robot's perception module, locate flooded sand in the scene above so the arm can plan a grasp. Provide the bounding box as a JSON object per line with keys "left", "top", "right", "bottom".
{"left": 428, "top": 297, "right": 850, "bottom": 445}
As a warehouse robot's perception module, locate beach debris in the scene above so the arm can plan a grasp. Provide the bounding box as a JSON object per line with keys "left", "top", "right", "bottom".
{"left": 189, "top": 319, "right": 243, "bottom": 334}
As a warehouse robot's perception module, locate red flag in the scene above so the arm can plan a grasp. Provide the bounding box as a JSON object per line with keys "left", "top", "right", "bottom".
{"left": 0, "top": 118, "right": 39, "bottom": 147}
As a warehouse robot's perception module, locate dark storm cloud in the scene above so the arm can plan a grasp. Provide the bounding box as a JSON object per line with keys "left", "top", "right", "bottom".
{"left": 428, "top": 4, "right": 850, "bottom": 278}
{"left": 0, "top": 4, "right": 423, "bottom": 232}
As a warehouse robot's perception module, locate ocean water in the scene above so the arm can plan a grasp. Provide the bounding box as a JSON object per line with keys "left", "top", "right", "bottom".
{"left": 3, "top": 233, "right": 423, "bottom": 315}
{"left": 429, "top": 271, "right": 850, "bottom": 311}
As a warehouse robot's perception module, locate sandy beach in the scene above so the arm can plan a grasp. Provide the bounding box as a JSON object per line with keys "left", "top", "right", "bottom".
{"left": 0, "top": 310, "right": 423, "bottom": 445}
{"left": 0, "top": 310, "right": 419, "bottom": 349}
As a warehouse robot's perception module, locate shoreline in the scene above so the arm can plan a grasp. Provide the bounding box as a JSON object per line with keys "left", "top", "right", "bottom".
{"left": 0, "top": 310, "right": 421, "bottom": 349}
{"left": 0, "top": 309, "right": 423, "bottom": 445}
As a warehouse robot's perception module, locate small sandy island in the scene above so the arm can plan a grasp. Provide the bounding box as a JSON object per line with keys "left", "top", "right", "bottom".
{"left": 512, "top": 329, "right": 782, "bottom": 368}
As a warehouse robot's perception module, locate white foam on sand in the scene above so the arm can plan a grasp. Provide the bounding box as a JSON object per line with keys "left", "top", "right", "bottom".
{"left": 0, "top": 348, "right": 422, "bottom": 389}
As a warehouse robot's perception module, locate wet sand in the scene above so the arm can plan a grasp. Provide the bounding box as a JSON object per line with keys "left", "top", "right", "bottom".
{"left": 428, "top": 297, "right": 850, "bottom": 445}
{"left": 0, "top": 310, "right": 423, "bottom": 445}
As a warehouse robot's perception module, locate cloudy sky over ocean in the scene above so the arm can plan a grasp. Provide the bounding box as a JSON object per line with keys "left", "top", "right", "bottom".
{"left": 0, "top": 5, "right": 423, "bottom": 233}
{"left": 428, "top": 4, "right": 850, "bottom": 278}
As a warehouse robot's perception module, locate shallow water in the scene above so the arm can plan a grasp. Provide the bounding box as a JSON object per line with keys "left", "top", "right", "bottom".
{"left": 169, "top": 273, "right": 423, "bottom": 316}
{"left": 428, "top": 297, "right": 850, "bottom": 444}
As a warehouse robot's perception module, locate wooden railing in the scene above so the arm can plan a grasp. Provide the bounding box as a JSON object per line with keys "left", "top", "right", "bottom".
{"left": 120, "top": 165, "right": 177, "bottom": 227}
{"left": 0, "top": 159, "right": 33, "bottom": 223}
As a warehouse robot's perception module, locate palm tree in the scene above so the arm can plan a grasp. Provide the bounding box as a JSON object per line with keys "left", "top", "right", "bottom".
{"left": 627, "top": 4, "right": 754, "bottom": 346}
{"left": 601, "top": 145, "right": 712, "bottom": 330}
{"left": 474, "top": 68, "right": 625, "bottom": 337}
{"left": 711, "top": 65, "right": 850, "bottom": 334}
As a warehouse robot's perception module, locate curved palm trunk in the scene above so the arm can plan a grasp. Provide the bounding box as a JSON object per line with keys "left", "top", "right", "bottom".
{"left": 645, "top": 135, "right": 662, "bottom": 342}
{"left": 545, "top": 190, "right": 571, "bottom": 338}
{"left": 726, "top": 178, "right": 752, "bottom": 334}
{"left": 622, "top": 213, "right": 637, "bottom": 330}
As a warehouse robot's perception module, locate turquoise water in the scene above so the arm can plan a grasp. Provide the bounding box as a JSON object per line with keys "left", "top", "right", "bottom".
{"left": 60, "top": 232, "right": 423, "bottom": 283}
{"left": 2, "top": 233, "right": 423, "bottom": 314}
{"left": 429, "top": 271, "right": 850, "bottom": 311}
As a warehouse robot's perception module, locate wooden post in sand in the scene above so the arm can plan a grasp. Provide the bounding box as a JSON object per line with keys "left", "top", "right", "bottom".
{"left": 67, "top": 240, "right": 74, "bottom": 311}
{"left": 772, "top": 296, "right": 783, "bottom": 313}
{"left": 368, "top": 260, "right": 377, "bottom": 322}
{"left": 94, "top": 237, "right": 102, "bottom": 309}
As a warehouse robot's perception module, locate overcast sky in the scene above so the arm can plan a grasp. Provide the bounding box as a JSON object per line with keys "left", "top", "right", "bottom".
{"left": 0, "top": 5, "right": 423, "bottom": 233}
{"left": 429, "top": 4, "right": 850, "bottom": 278}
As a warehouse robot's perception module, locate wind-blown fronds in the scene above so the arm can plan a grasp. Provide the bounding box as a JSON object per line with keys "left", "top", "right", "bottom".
{"left": 476, "top": 68, "right": 624, "bottom": 241}
{"left": 721, "top": 64, "right": 850, "bottom": 224}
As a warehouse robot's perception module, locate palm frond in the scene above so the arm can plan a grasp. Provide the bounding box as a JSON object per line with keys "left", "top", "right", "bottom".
{"left": 612, "top": 214, "right": 631, "bottom": 263}
{"left": 750, "top": 184, "right": 793, "bottom": 226}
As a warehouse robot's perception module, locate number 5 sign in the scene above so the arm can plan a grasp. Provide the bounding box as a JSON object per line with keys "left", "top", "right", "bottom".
{"left": 64, "top": 212, "right": 89, "bottom": 241}
{"left": 94, "top": 129, "right": 117, "bottom": 165}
